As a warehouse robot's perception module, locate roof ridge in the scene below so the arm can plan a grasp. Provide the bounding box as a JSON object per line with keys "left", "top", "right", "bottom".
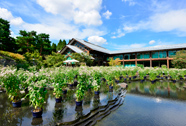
{"left": 74, "top": 38, "right": 109, "bottom": 50}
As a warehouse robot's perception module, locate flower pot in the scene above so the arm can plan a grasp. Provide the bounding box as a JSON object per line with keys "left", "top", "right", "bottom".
{"left": 180, "top": 77, "right": 183, "bottom": 80}
{"left": 133, "top": 76, "right": 136, "bottom": 79}
{"left": 62, "top": 90, "right": 67, "bottom": 94}
{"left": 151, "top": 80, "right": 156, "bottom": 84}
{"left": 156, "top": 75, "right": 160, "bottom": 78}
{"left": 43, "top": 87, "right": 46, "bottom": 91}
{"left": 115, "top": 79, "right": 119, "bottom": 84}
{"left": 76, "top": 101, "right": 83, "bottom": 106}
{"left": 12, "top": 101, "right": 22, "bottom": 107}
{"left": 94, "top": 91, "right": 100, "bottom": 95}
{"left": 55, "top": 97, "right": 62, "bottom": 103}
{"left": 32, "top": 109, "right": 43, "bottom": 118}
{"left": 69, "top": 84, "right": 74, "bottom": 87}
{"left": 165, "top": 76, "right": 168, "bottom": 79}
{"left": 74, "top": 81, "right": 78, "bottom": 86}
{"left": 144, "top": 76, "right": 147, "bottom": 80}
{"left": 172, "top": 80, "right": 176, "bottom": 83}
{"left": 140, "top": 80, "right": 144, "bottom": 83}
{"left": 161, "top": 77, "right": 164, "bottom": 79}
{"left": 129, "top": 77, "right": 131, "bottom": 80}
{"left": 109, "top": 86, "right": 113, "bottom": 89}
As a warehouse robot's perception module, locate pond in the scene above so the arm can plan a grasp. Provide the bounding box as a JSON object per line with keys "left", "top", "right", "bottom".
{"left": 0, "top": 85, "right": 121, "bottom": 126}
{"left": 96, "top": 81, "right": 186, "bottom": 126}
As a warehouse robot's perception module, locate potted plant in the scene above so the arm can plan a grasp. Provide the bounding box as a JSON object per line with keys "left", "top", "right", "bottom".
{"left": 149, "top": 70, "right": 157, "bottom": 84}
{"left": 27, "top": 81, "right": 47, "bottom": 118}
{"left": 75, "top": 89, "right": 84, "bottom": 106}
{"left": 53, "top": 83, "right": 63, "bottom": 103}
{"left": 139, "top": 70, "right": 146, "bottom": 82}
{"left": 93, "top": 79, "right": 100, "bottom": 94}
{"left": 2, "top": 73, "right": 22, "bottom": 107}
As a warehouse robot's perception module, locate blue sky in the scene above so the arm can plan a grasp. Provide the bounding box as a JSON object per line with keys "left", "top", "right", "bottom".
{"left": 0, "top": 0, "right": 186, "bottom": 51}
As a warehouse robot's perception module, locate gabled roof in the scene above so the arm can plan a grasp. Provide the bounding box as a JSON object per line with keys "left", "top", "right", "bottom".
{"left": 71, "top": 38, "right": 111, "bottom": 54}
{"left": 62, "top": 38, "right": 186, "bottom": 55}
{"left": 66, "top": 45, "right": 84, "bottom": 53}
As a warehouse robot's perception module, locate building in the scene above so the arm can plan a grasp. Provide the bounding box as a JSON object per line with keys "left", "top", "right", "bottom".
{"left": 60, "top": 38, "right": 186, "bottom": 68}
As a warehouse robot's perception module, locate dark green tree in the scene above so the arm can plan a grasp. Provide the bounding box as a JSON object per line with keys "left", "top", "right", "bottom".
{"left": 51, "top": 43, "right": 57, "bottom": 52}
{"left": 16, "top": 30, "right": 37, "bottom": 54}
{"left": 0, "top": 18, "right": 17, "bottom": 52}
{"left": 36, "top": 33, "right": 52, "bottom": 56}
{"left": 56, "top": 39, "right": 66, "bottom": 51}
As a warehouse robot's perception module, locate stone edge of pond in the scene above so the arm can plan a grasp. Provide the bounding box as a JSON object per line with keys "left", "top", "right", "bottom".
{"left": 56, "top": 85, "right": 126, "bottom": 126}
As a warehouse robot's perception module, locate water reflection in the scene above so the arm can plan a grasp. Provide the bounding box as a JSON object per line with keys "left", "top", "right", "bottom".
{"left": 127, "top": 81, "right": 186, "bottom": 100}
{"left": 0, "top": 84, "right": 120, "bottom": 126}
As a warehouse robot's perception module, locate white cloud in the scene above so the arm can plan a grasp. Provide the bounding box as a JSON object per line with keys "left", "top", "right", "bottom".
{"left": 103, "top": 10, "right": 112, "bottom": 19}
{"left": 149, "top": 40, "right": 155, "bottom": 44}
{"left": 111, "top": 43, "right": 146, "bottom": 50}
{"left": 88, "top": 36, "right": 107, "bottom": 45}
{"left": 122, "top": 0, "right": 136, "bottom": 6}
{"left": 113, "top": 9, "right": 186, "bottom": 37}
{"left": 36, "top": 0, "right": 103, "bottom": 26}
{"left": 111, "top": 29, "right": 125, "bottom": 38}
{"left": 0, "top": 8, "right": 23, "bottom": 26}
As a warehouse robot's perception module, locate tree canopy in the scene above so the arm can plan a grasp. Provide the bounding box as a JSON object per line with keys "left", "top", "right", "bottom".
{"left": 172, "top": 50, "right": 186, "bottom": 69}
{"left": 57, "top": 39, "right": 66, "bottom": 51}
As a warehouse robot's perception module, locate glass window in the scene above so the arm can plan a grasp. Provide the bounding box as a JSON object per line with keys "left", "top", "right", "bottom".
{"left": 130, "top": 53, "right": 135, "bottom": 59}
{"left": 144, "top": 53, "right": 150, "bottom": 59}
{"left": 137, "top": 53, "right": 143, "bottom": 59}
{"left": 159, "top": 51, "right": 167, "bottom": 58}
{"left": 152, "top": 52, "right": 159, "bottom": 58}
{"left": 169, "top": 50, "right": 177, "bottom": 57}
{"left": 124, "top": 54, "right": 129, "bottom": 59}
{"left": 113, "top": 55, "right": 123, "bottom": 60}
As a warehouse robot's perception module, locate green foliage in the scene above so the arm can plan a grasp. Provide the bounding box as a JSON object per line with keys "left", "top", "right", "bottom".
{"left": 172, "top": 50, "right": 186, "bottom": 69}
{"left": 27, "top": 81, "right": 47, "bottom": 110}
{"left": 2, "top": 73, "right": 22, "bottom": 102}
{"left": 44, "top": 52, "right": 65, "bottom": 67}
{"left": 51, "top": 43, "right": 57, "bottom": 52}
{"left": 139, "top": 69, "right": 146, "bottom": 80}
{"left": 56, "top": 39, "right": 66, "bottom": 51}
{"left": 71, "top": 53, "right": 93, "bottom": 66}
{"left": 24, "top": 50, "right": 43, "bottom": 69}
{"left": 161, "top": 65, "right": 167, "bottom": 69}
{"left": 0, "top": 50, "right": 25, "bottom": 62}
{"left": 0, "top": 18, "right": 18, "bottom": 52}
{"left": 137, "top": 64, "right": 144, "bottom": 69}
{"left": 108, "top": 58, "right": 121, "bottom": 66}
{"left": 16, "top": 30, "right": 37, "bottom": 54}
{"left": 53, "top": 83, "right": 63, "bottom": 98}
{"left": 149, "top": 70, "right": 157, "bottom": 81}
{"left": 169, "top": 69, "right": 179, "bottom": 80}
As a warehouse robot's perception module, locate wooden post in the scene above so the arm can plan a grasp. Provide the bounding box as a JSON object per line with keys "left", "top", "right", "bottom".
{"left": 167, "top": 51, "right": 169, "bottom": 68}
{"left": 123, "top": 54, "right": 125, "bottom": 67}
{"left": 135, "top": 53, "right": 137, "bottom": 66}
{"left": 150, "top": 52, "right": 152, "bottom": 67}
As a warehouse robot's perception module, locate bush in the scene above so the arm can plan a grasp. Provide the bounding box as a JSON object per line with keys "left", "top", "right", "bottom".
{"left": 0, "top": 50, "right": 25, "bottom": 62}
{"left": 137, "top": 64, "right": 144, "bottom": 69}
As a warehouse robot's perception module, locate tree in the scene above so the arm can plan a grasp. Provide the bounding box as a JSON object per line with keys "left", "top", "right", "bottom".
{"left": 44, "top": 52, "right": 65, "bottom": 67}
{"left": 56, "top": 39, "right": 66, "bottom": 51}
{"left": 16, "top": 30, "right": 37, "bottom": 54}
{"left": 0, "top": 18, "right": 17, "bottom": 52}
{"left": 51, "top": 43, "right": 57, "bottom": 52}
{"left": 172, "top": 50, "right": 186, "bottom": 68}
{"left": 36, "top": 33, "right": 52, "bottom": 56}
{"left": 108, "top": 58, "right": 121, "bottom": 66}
{"left": 71, "top": 52, "right": 93, "bottom": 66}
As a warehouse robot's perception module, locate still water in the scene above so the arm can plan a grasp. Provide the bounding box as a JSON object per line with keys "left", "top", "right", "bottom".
{"left": 97, "top": 81, "right": 186, "bottom": 126}
{"left": 0, "top": 85, "right": 120, "bottom": 126}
